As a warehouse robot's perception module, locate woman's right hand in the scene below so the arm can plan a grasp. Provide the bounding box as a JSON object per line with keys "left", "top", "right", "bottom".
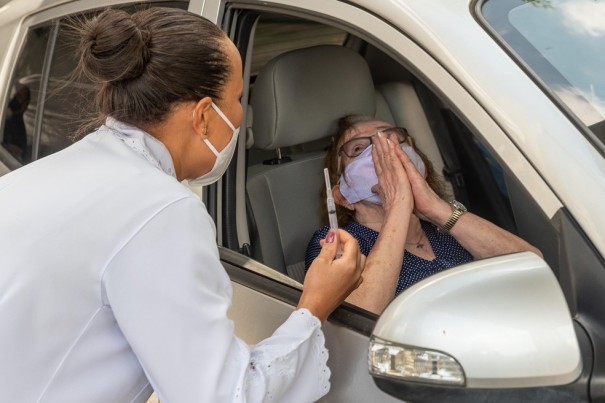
{"left": 298, "top": 229, "right": 364, "bottom": 322}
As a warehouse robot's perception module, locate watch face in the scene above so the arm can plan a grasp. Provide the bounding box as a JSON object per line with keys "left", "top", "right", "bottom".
{"left": 452, "top": 200, "right": 467, "bottom": 212}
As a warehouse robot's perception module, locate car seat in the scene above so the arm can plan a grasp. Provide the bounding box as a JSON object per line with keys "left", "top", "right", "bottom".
{"left": 374, "top": 81, "right": 450, "bottom": 196}
{"left": 246, "top": 45, "right": 376, "bottom": 281}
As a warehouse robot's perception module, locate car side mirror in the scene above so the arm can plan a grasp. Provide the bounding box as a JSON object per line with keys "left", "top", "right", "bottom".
{"left": 369, "top": 252, "right": 582, "bottom": 402}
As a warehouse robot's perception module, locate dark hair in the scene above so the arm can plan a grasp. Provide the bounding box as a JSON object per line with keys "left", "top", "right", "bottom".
{"left": 321, "top": 114, "right": 447, "bottom": 226}
{"left": 74, "top": 7, "right": 230, "bottom": 128}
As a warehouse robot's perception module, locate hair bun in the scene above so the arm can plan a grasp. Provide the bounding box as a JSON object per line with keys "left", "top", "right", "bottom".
{"left": 79, "top": 9, "right": 151, "bottom": 83}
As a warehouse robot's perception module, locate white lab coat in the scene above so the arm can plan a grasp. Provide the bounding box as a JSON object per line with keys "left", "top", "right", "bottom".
{"left": 0, "top": 119, "right": 330, "bottom": 403}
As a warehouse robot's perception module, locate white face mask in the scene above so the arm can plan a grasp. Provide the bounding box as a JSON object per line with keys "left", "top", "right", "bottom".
{"left": 188, "top": 102, "right": 240, "bottom": 186}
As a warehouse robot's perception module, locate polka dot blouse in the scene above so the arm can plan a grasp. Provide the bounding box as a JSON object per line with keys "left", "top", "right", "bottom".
{"left": 304, "top": 220, "right": 473, "bottom": 296}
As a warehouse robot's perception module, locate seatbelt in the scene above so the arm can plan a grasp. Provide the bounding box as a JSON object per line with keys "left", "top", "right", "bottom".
{"left": 233, "top": 16, "right": 260, "bottom": 257}
{"left": 414, "top": 81, "right": 470, "bottom": 206}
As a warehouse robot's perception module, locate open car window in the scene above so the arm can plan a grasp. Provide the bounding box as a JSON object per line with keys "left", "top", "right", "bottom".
{"left": 229, "top": 7, "right": 545, "bottom": 314}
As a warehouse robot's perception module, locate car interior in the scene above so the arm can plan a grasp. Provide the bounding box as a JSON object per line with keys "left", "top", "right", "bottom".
{"left": 225, "top": 11, "right": 537, "bottom": 284}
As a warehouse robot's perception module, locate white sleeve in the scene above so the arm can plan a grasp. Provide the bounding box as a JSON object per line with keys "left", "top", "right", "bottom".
{"left": 103, "top": 196, "right": 330, "bottom": 403}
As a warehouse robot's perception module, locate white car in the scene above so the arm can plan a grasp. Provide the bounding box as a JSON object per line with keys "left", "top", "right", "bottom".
{"left": 1, "top": 0, "right": 603, "bottom": 401}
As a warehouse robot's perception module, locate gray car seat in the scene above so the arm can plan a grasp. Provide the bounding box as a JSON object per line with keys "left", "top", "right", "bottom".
{"left": 246, "top": 45, "right": 375, "bottom": 281}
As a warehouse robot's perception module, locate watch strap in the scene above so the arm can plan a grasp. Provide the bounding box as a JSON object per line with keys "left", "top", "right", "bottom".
{"left": 439, "top": 201, "right": 466, "bottom": 233}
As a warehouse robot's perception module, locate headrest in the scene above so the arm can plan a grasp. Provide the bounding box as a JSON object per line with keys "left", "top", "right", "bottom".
{"left": 250, "top": 45, "right": 376, "bottom": 150}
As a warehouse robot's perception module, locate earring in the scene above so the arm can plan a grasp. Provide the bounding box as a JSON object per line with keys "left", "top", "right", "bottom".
{"left": 203, "top": 126, "right": 208, "bottom": 137}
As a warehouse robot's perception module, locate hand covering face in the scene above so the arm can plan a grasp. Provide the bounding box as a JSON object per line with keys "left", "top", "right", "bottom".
{"left": 339, "top": 143, "right": 425, "bottom": 205}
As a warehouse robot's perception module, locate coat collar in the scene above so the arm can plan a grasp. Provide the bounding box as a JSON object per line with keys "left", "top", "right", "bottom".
{"left": 103, "top": 117, "right": 176, "bottom": 179}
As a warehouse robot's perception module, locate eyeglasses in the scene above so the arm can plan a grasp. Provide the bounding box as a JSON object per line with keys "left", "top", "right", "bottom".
{"left": 338, "top": 127, "right": 409, "bottom": 158}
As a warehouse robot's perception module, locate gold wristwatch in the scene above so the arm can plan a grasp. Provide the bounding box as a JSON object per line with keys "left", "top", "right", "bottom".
{"left": 439, "top": 200, "right": 467, "bottom": 233}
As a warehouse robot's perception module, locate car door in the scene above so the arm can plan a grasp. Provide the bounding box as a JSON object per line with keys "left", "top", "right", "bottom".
{"left": 196, "top": 0, "right": 601, "bottom": 401}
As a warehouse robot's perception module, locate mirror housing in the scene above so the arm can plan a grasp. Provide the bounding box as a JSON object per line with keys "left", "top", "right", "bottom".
{"left": 369, "top": 252, "right": 581, "bottom": 399}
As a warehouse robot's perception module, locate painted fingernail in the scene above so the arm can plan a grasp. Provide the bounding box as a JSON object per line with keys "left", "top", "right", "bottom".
{"left": 326, "top": 231, "right": 335, "bottom": 243}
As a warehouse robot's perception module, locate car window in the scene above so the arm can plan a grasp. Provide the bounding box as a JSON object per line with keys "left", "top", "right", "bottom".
{"left": 1, "top": 1, "right": 189, "bottom": 168}
{"left": 1, "top": 25, "right": 52, "bottom": 164}
{"left": 231, "top": 9, "right": 521, "bottom": 305}
{"left": 480, "top": 0, "right": 605, "bottom": 152}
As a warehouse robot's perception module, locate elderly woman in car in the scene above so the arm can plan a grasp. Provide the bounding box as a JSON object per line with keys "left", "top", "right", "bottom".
{"left": 305, "top": 114, "right": 541, "bottom": 314}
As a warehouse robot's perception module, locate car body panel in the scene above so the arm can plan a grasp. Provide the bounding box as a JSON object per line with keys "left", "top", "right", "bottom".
{"left": 229, "top": 280, "right": 400, "bottom": 402}
{"left": 222, "top": 251, "right": 400, "bottom": 402}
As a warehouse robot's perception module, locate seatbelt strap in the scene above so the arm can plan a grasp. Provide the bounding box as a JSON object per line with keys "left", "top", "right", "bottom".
{"left": 414, "top": 81, "right": 470, "bottom": 206}
{"left": 234, "top": 16, "right": 260, "bottom": 257}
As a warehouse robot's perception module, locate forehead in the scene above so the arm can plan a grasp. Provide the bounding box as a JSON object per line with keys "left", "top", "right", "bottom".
{"left": 343, "top": 120, "right": 392, "bottom": 142}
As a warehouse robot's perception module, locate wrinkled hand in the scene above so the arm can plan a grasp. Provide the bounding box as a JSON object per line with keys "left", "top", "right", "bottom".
{"left": 370, "top": 132, "right": 414, "bottom": 215}
{"left": 299, "top": 229, "right": 364, "bottom": 322}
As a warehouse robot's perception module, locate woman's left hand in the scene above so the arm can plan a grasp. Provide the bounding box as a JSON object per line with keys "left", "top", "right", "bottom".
{"left": 391, "top": 142, "right": 451, "bottom": 225}
{"left": 393, "top": 142, "right": 543, "bottom": 259}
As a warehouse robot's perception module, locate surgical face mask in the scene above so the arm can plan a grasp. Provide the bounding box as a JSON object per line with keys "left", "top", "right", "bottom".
{"left": 339, "top": 143, "right": 426, "bottom": 205}
{"left": 188, "top": 103, "right": 240, "bottom": 186}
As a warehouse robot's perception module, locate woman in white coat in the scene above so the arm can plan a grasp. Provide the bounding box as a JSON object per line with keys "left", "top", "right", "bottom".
{"left": 0, "top": 8, "right": 363, "bottom": 403}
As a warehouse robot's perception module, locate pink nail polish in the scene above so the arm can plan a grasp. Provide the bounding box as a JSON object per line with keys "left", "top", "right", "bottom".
{"left": 326, "top": 231, "right": 335, "bottom": 243}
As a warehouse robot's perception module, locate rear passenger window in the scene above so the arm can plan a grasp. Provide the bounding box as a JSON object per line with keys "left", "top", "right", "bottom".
{"left": 0, "top": 1, "right": 189, "bottom": 169}
{"left": 2, "top": 25, "right": 52, "bottom": 164}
